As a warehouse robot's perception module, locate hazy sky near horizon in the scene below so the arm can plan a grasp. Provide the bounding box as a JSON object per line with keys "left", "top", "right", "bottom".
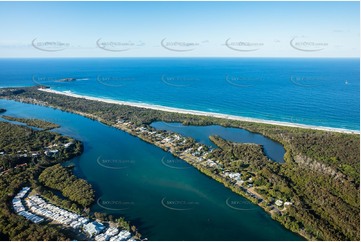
{"left": 0, "top": 1, "right": 359, "bottom": 58}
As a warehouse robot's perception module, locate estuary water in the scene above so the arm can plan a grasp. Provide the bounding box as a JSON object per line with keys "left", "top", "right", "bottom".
{"left": 0, "top": 99, "right": 303, "bottom": 240}
{"left": 151, "top": 121, "right": 286, "bottom": 163}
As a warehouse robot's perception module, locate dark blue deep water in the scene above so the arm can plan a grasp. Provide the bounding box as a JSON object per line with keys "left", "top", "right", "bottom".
{"left": 0, "top": 58, "right": 359, "bottom": 131}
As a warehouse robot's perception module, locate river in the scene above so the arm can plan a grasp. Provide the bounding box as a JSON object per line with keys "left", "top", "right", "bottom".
{"left": 0, "top": 99, "right": 302, "bottom": 240}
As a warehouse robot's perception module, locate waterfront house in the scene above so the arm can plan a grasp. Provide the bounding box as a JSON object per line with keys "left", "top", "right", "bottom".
{"left": 105, "top": 227, "right": 119, "bottom": 237}
{"left": 84, "top": 221, "right": 106, "bottom": 237}
{"left": 64, "top": 142, "right": 74, "bottom": 148}
{"left": 109, "top": 230, "right": 132, "bottom": 241}
{"left": 228, "top": 172, "right": 242, "bottom": 181}
{"left": 118, "top": 230, "right": 131, "bottom": 240}
{"left": 44, "top": 149, "right": 59, "bottom": 157}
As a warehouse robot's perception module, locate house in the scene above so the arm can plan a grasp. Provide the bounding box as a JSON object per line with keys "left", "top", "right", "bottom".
{"left": 275, "top": 199, "right": 283, "bottom": 207}
{"left": 109, "top": 230, "right": 131, "bottom": 241}
{"left": 228, "top": 172, "right": 241, "bottom": 181}
{"left": 95, "top": 233, "right": 109, "bottom": 241}
{"left": 70, "top": 221, "right": 82, "bottom": 229}
{"left": 162, "top": 137, "right": 171, "bottom": 143}
{"left": 16, "top": 187, "right": 30, "bottom": 198}
{"left": 116, "top": 119, "right": 124, "bottom": 124}
{"left": 64, "top": 142, "right": 74, "bottom": 148}
{"left": 205, "top": 159, "right": 219, "bottom": 168}
{"left": 18, "top": 211, "right": 44, "bottom": 223}
{"left": 118, "top": 230, "right": 131, "bottom": 240}
{"left": 105, "top": 227, "right": 119, "bottom": 237}
{"left": 78, "top": 217, "right": 89, "bottom": 224}
{"left": 44, "top": 149, "right": 59, "bottom": 157}
{"left": 84, "top": 221, "right": 105, "bottom": 237}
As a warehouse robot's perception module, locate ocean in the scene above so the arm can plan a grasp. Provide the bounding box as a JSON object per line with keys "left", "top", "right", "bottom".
{"left": 0, "top": 58, "right": 359, "bottom": 130}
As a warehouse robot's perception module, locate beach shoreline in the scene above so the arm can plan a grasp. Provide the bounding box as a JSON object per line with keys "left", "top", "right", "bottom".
{"left": 39, "top": 88, "right": 359, "bottom": 134}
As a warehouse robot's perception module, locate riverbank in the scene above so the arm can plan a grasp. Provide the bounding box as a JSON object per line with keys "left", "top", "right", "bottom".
{"left": 0, "top": 98, "right": 306, "bottom": 241}
{"left": 0, "top": 114, "right": 140, "bottom": 241}
{"left": 39, "top": 88, "right": 359, "bottom": 134}
{"left": 1, "top": 87, "right": 359, "bottom": 240}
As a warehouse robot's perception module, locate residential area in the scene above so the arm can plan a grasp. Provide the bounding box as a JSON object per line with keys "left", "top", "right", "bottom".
{"left": 12, "top": 187, "right": 135, "bottom": 241}
{"left": 0, "top": 140, "right": 76, "bottom": 176}
{"left": 114, "top": 120, "right": 293, "bottom": 213}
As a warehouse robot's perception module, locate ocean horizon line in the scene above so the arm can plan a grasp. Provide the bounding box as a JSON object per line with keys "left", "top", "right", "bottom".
{"left": 0, "top": 57, "right": 359, "bottom": 60}
{"left": 39, "top": 88, "right": 360, "bottom": 134}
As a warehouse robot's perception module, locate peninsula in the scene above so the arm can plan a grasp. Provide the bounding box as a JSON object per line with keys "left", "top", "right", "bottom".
{"left": 0, "top": 112, "right": 140, "bottom": 241}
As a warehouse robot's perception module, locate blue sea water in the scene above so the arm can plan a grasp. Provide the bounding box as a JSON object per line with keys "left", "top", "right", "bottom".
{"left": 0, "top": 58, "right": 359, "bottom": 130}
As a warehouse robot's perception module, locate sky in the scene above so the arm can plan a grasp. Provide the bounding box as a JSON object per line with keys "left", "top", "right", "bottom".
{"left": 0, "top": 1, "right": 359, "bottom": 58}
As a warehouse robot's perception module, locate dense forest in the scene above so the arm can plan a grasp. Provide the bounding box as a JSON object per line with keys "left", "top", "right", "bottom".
{"left": 0, "top": 166, "right": 69, "bottom": 241}
{"left": 0, "top": 86, "right": 359, "bottom": 240}
{"left": 209, "top": 135, "right": 359, "bottom": 240}
{"left": 0, "top": 121, "right": 82, "bottom": 240}
{"left": 209, "top": 135, "right": 270, "bottom": 172}
{"left": 39, "top": 164, "right": 95, "bottom": 207}
{"left": 0, "top": 121, "right": 82, "bottom": 170}
{"left": 2, "top": 115, "right": 60, "bottom": 130}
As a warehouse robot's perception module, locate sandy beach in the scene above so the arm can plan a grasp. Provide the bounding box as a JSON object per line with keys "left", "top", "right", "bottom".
{"left": 39, "top": 88, "right": 359, "bottom": 134}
